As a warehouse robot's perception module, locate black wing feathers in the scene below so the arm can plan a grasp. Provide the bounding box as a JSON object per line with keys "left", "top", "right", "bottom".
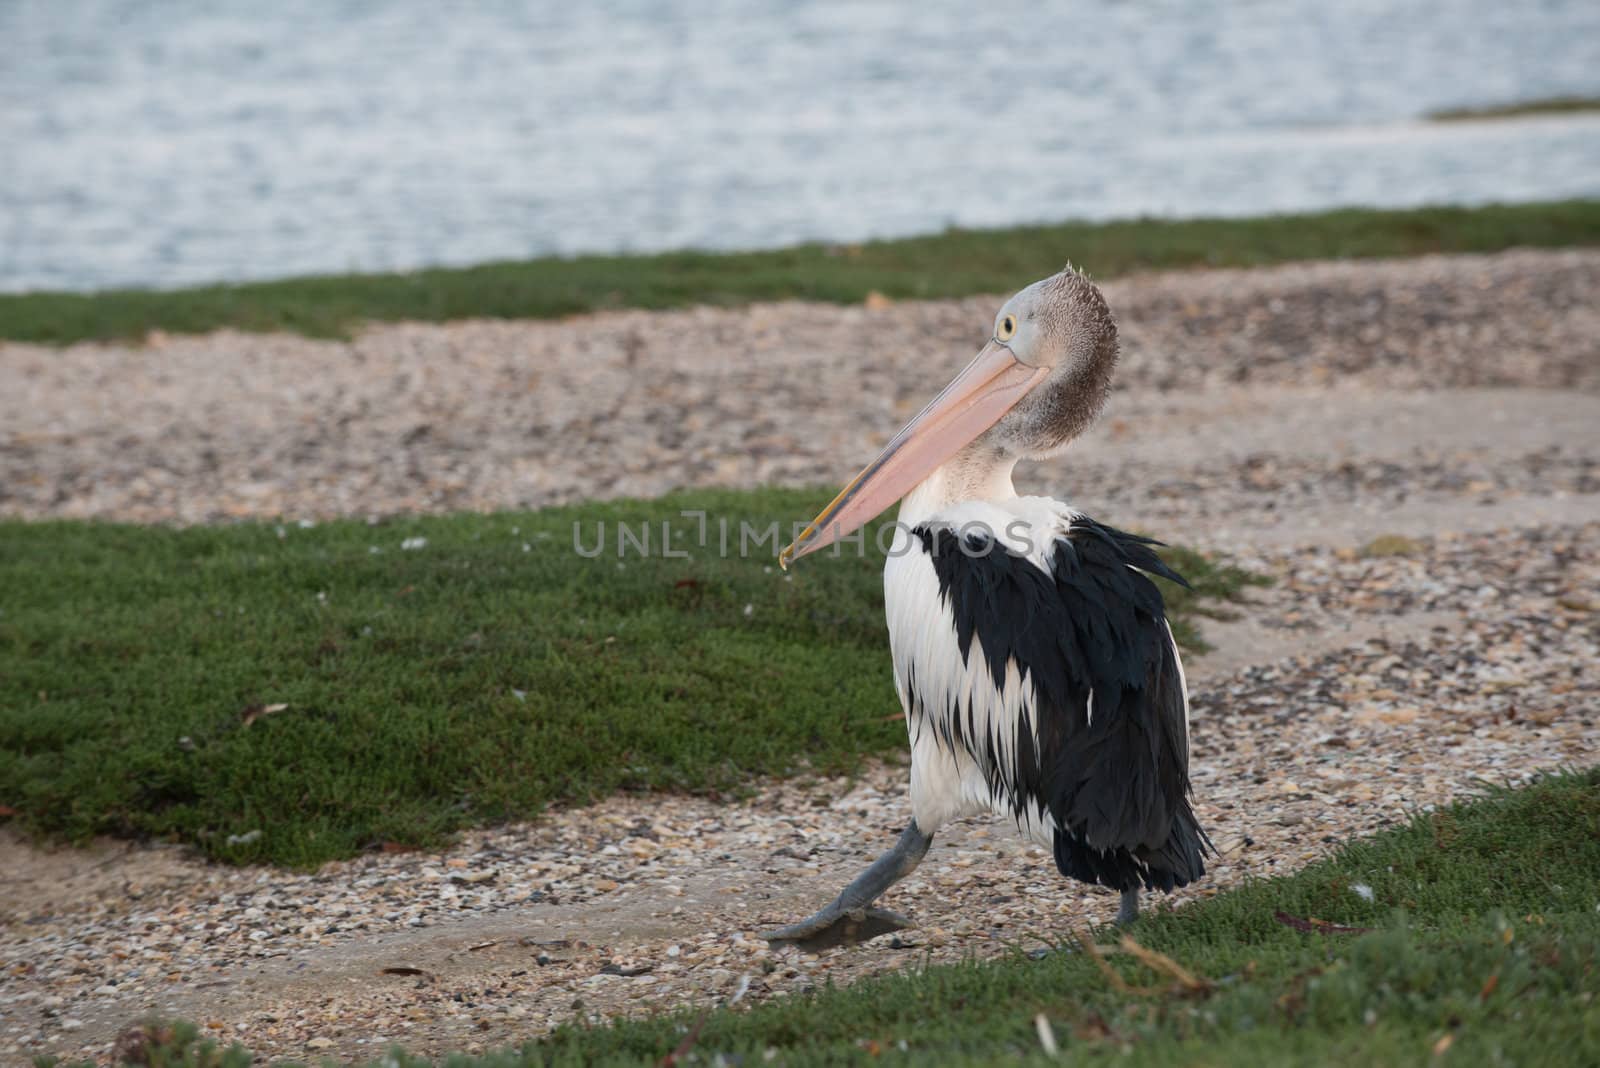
{"left": 914, "top": 517, "right": 1208, "bottom": 893}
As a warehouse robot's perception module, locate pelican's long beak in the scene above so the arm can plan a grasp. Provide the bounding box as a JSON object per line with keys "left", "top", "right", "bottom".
{"left": 779, "top": 339, "right": 1049, "bottom": 568}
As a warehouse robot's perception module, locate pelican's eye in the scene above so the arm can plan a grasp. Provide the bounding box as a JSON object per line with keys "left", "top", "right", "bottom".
{"left": 997, "top": 314, "right": 1018, "bottom": 342}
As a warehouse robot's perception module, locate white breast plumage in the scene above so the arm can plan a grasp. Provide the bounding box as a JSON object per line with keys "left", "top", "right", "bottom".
{"left": 885, "top": 497, "right": 1078, "bottom": 846}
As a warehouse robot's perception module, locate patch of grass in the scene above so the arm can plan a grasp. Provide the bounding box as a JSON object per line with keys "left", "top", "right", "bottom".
{"left": 1428, "top": 96, "right": 1600, "bottom": 122}
{"left": 0, "top": 488, "right": 1255, "bottom": 867}
{"left": 47, "top": 769, "right": 1600, "bottom": 1067}
{"left": 3, "top": 200, "right": 1599, "bottom": 344}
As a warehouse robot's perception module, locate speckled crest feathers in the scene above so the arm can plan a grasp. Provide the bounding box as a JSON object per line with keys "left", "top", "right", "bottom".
{"left": 1001, "top": 263, "right": 1120, "bottom": 457}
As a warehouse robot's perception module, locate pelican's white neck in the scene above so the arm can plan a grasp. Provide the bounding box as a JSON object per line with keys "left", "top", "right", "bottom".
{"left": 896, "top": 448, "right": 1018, "bottom": 528}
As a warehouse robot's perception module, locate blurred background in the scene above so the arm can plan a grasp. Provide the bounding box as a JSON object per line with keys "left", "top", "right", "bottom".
{"left": 3, "top": 0, "right": 1598, "bottom": 293}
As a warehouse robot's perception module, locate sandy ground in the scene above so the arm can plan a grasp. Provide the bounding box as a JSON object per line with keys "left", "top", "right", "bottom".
{"left": 1, "top": 249, "right": 1597, "bottom": 1064}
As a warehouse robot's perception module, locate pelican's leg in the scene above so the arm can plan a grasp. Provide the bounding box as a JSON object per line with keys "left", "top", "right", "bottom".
{"left": 1116, "top": 887, "right": 1139, "bottom": 926}
{"left": 761, "top": 822, "right": 933, "bottom": 949}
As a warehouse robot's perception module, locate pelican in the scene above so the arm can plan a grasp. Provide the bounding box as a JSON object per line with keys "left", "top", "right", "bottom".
{"left": 765, "top": 265, "right": 1208, "bottom": 945}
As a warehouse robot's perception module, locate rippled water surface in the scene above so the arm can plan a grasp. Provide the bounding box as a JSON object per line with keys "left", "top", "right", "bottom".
{"left": 3, "top": 0, "right": 1598, "bottom": 291}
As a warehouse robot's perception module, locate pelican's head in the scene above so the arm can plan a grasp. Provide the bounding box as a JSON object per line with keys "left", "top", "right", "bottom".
{"left": 780, "top": 265, "right": 1118, "bottom": 567}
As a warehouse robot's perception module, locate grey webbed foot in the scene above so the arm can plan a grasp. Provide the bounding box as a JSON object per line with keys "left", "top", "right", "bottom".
{"left": 762, "top": 821, "right": 932, "bottom": 950}
{"left": 762, "top": 904, "right": 915, "bottom": 950}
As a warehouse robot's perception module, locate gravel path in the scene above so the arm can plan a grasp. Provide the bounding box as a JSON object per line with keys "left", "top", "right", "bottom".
{"left": 1, "top": 249, "right": 1596, "bottom": 525}
{"left": 2, "top": 249, "right": 1598, "bottom": 1064}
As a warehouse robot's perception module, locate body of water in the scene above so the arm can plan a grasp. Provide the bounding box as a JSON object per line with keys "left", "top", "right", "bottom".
{"left": 3, "top": 0, "right": 1598, "bottom": 292}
